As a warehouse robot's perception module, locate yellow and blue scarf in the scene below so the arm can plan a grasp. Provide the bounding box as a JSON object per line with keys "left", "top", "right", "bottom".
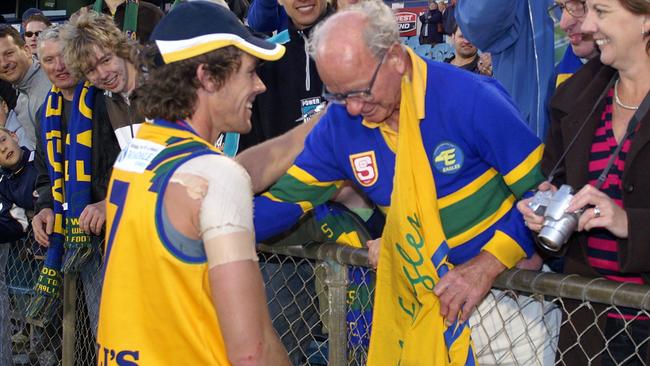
{"left": 367, "top": 53, "right": 474, "bottom": 365}
{"left": 27, "top": 82, "right": 96, "bottom": 322}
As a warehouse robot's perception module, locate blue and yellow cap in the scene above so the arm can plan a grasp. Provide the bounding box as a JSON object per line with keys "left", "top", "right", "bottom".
{"left": 150, "top": 1, "right": 285, "bottom": 64}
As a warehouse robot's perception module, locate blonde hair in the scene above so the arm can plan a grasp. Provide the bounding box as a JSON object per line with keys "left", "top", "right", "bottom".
{"left": 60, "top": 10, "right": 138, "bottom": 79}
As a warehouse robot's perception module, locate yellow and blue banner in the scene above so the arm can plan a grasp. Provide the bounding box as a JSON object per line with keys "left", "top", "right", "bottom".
{"left": 367, "top": 69, "right": 475, "bottom": 365}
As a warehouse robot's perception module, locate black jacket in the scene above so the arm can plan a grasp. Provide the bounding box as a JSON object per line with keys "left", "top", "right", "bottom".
{"left": 546, "top": 57, "right": 650, "bottom": 365}
{"left": 239, "top": 6, "right": 334, "bottom": 151}
{"left": 419, "top": 9, "right": 443, "bottom": 44}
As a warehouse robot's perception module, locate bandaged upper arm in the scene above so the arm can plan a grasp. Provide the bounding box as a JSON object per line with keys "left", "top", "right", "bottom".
{"left": 172, "top": 154, "right": 258, "bottom": 268}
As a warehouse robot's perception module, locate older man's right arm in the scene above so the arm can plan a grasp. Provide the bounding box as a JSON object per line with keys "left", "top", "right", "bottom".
{"left": 252, "top": 112, "right": 347, "bottom": 242}
{"left": 236, "top": 110, "right": 322, "bottom": 194}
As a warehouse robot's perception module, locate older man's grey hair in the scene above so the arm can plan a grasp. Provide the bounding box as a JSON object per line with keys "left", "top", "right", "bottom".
{"left": 309, "top": 0, "right": 399, "bottom": 60}
{"left": 36, "top": 24, "right": 63, "bottom": 59}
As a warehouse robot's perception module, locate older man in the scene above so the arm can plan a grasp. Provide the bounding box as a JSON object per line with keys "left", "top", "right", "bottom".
{"left": 549, "top": 0, "right": 599, "bottom": 86}
{"left": 98, "top": 2, "right": 289, "bottom": 364}
{"left": 28, "top": 26, "right": 118, "bottom": 334}
{"left": 253, "top": 1, "right": 544, "bottom": 363}
{"left": 0, "top": 25, "right": 51, "bottom": 149}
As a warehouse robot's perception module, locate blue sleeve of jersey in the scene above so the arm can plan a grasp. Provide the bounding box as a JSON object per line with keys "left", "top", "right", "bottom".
{"left": 455, "top": 0, "right": 520, "bottom": 53}
{"left": 254, "top": 113, "right": 347, "bottom": 242}
{"left": 471, "top": 79, "right": 545, "bottom": 195}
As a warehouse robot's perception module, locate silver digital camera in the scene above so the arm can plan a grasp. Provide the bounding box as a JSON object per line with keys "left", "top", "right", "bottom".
{"left": 527, "top": 185, "right": 582, "bottom": 252}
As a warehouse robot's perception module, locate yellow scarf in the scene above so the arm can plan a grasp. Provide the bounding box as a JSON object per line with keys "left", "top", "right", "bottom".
{"left": 367, "top": 49, "right": 474, "bottom": 365}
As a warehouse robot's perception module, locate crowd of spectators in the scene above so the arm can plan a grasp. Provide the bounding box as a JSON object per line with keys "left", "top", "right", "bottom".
{"left": 0, "top": 0, "right": 648, "bottom": 364}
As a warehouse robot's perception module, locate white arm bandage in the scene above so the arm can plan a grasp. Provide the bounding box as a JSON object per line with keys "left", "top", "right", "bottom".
{"left": 172, "top": 155, "right": 258, "bottom": 268}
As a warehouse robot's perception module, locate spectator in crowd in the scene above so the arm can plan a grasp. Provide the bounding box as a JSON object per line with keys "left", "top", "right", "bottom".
{"left": 62, "top": 12, "right": 143, "bottom": 149}
{"left": 440, "top": 0, "right": 457, "bottom": 35}
{"left": 21, "top": 8, "right": 45, "bottom": 34}
{"left": 239, "top": 0, "right": 332, "bottom": 150}
{"left": 444, "top": 24, "right": 492, "bottom": 76}
{"left": 419, "top": 2, "right": 443, "bottom": 46}
{"left": 98, "top": 2, "right": 289, "bottom": 364}
{"left": 28, "top": 25, "right": 118, "bottom": 332}
{"left": 23, "top": 14, "right": 52, "bottom": 58}
{"left": 0, "top": 126, "right": 36, "bottom": 366}
{"left": 456, "top": 0, "right": 555, "bottom": 138}
{"left": 518, "top": 0, "right": 650, "bottom": 364}
{"left": 550, "top": 0, "right": 599, "bottom": 86}
{"left": 247, "top": 0, "right": 361, "bottom": 34}
{"left": 254, "top": 0, "right": 545, "bottom": 362}
{"left": 90, "top": 0, "right": 163, "bottom": 44}
{"left": 0, "top": 14, "right": 18, "bottom": 113}
{"left": 0, "top": 25, "right": 51, "bottom": 150}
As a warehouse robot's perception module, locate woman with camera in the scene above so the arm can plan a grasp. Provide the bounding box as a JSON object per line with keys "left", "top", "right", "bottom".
{"left": 517, "top": 0, "right": 650, "bottom": 364}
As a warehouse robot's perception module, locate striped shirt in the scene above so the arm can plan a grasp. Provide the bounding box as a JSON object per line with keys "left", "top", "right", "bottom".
{"left": 586, "top": 90, "right": 647, "bottom": 320}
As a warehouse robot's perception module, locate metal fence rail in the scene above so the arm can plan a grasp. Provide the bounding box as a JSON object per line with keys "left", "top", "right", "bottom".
{"left": 4, "top": 238, "right": 650, "bottom": 365}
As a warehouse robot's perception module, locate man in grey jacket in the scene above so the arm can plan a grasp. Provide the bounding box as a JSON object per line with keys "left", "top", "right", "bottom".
{"left": 0, "top": 25, "right": 51, "bottom": 150}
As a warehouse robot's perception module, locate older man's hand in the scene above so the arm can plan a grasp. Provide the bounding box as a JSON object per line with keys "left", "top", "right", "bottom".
{"left": 366, "top": 238, "right": 381, "bottom": 269}
{"left": 434, "top": 251, "right": 506, "bottom": 325}
{"left": 78, "top": 200, "right": 106, "bottom": 235}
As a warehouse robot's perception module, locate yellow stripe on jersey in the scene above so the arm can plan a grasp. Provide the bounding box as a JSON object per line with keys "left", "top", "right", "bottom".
{"left": 438, "top": 168, "right": 498, "bottom": 208}
{"left": 503, "top": 144, "right": 544, "bottom": 187}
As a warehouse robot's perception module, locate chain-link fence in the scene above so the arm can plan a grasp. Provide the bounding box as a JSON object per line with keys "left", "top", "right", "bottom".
{"left": 256, "top": 243, "right": 650, "bottom": 366}
{"left": 4, "top": 235, "right": 650, "bottom": 365}
{"left": 3, "top": 234, "right": 62, "bottom": 366}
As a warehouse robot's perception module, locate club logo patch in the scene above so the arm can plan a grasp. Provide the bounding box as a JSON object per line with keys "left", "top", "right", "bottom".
{"left": 433, "top": 142, "right": 464, "bottom": 174}
{"left": 349, "top": 151, "right": 379, "bottom": 187}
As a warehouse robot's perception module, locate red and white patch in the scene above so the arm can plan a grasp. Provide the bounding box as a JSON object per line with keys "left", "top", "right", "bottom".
{"left": 349, "top": 151, "right": 378, "bottom": 187}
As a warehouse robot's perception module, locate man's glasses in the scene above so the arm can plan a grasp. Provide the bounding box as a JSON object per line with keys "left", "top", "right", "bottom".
{"left": 322, "top": 52, "right": 387, "bottom": 105}
{"left": 547, "top": 0, "right": 587, "bottom": 23}
{"left": 24, "top": 31, "right": 42, "bottom": 38}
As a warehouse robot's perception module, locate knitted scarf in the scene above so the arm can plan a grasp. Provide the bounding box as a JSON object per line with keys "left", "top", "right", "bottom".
{"left": 93, "top": 0, "right": 140, "bottom": 40}
{"left": 26, "top": 82, "right": 96, "bottom": 322}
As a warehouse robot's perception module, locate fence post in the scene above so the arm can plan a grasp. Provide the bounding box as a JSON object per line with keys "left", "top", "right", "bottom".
{"left": 61, "top": 273, "right": 77, "bottom": 366}
{"left": 325, "top": 259, "right": 348, "bottom": 366}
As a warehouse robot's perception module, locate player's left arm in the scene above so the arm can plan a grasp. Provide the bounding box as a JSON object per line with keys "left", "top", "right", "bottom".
{"left": 164, "top": 155, "right": 289, "bottom": 365}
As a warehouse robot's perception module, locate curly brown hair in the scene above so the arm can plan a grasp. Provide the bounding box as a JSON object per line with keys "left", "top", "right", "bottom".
{"left": 133, "top": 46, "right": 243, "bottom": 121}
{"left": 60, "top": 10, "right": 138, "bottom": 80}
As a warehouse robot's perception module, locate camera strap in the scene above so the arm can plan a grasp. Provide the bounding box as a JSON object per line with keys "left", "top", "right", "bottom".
{"left": 547, "top": 73, "right": 649, "bottom": 186}
{"left": 546, "top": 75, "right": 617, "bottom": 183}
{"left": 594, "top": 84, "right": 650, "bottom": 190}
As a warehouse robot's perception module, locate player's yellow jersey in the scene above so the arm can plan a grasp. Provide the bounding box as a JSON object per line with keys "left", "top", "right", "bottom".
{"left": 98, "top": 120, "right": 230, "bottom": 366}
